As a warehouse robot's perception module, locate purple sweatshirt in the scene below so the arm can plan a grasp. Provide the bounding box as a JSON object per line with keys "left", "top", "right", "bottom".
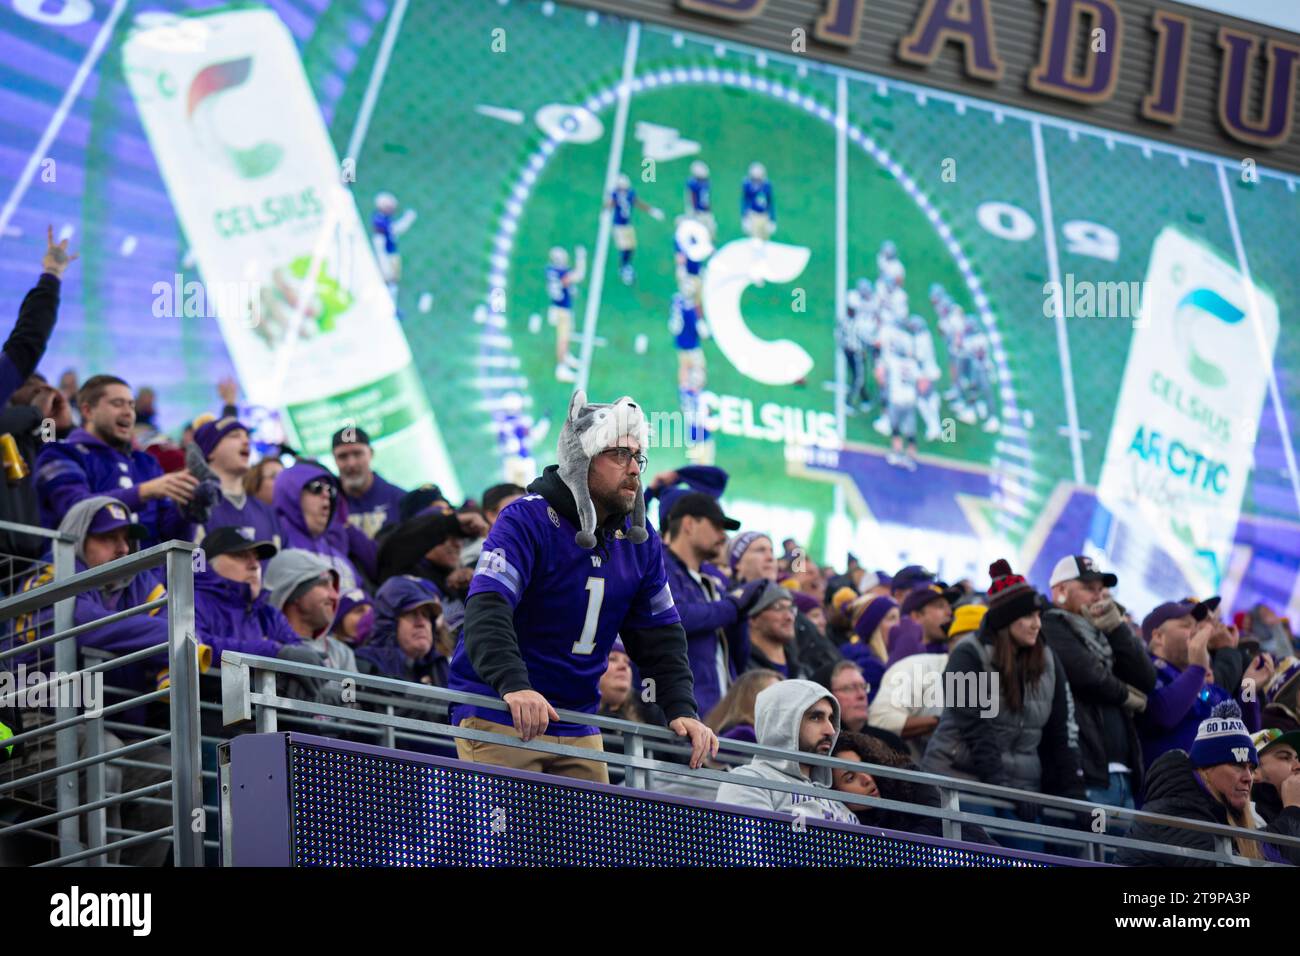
{"left": 192, "top": 566, "right": 301, "bottom": 662}
{"left": 1137, "top": 654, "right": 1261, "bottom": 770}
{"left": 662, "top": 542, "right": 748, "bottom": 719}
{"left": 35, "top": 427, "right": 193, "bottom": 548}
{"left": 204, "top": 492, "right": 281, "bottom": 551}
{"left": 342, "top": 472, "right": 406, "bottom": 539}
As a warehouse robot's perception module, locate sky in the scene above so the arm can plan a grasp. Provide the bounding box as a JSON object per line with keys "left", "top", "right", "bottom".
{"left": 1173, "top": 0, "right": 1300, "bottom": 33}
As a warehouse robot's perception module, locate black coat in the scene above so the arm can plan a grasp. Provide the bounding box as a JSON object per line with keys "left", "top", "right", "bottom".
{"left": 1041, "top": 611, "right": 1155, "bottom": 793}
{"left": 1117, "top": 750, "right": 1300, "bottom": 866}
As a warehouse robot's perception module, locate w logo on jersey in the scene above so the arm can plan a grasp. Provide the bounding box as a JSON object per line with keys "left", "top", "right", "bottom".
{"left": 590, "top": 555, "right": 602, "bottom": 568}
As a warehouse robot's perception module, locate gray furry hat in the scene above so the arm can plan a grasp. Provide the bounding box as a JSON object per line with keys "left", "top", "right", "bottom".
{"left": 558, "top": 389, "right": 649, "bottom": 549}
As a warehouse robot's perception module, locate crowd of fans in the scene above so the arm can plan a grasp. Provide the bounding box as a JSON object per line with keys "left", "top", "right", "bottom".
{"left": 1, "top": 233, "right": 1299, "bottom": 867}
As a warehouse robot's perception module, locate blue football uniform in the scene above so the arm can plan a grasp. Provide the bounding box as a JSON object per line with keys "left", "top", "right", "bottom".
{"left": 546, "top": 264, "right": 572, "bottom": 309}
{"left": 372, "top": 210, "right": 397, "bottom": 254}
{"left": 448, "top": 494, "right": 681, "bottom": 735}
{"left": 741, "top": 180, "right": 774, "bottom": 218}
{"left": 610, "top": 188, "right": 636, "bottom": 226}
{"left": 669, "top": 294, "right": 701, "bottom": 351}
{"left": 687, "top": 177, "right": 711, "bottom": 213}
{"left": 674, "top": 238, "right": 704, "bottom": 276}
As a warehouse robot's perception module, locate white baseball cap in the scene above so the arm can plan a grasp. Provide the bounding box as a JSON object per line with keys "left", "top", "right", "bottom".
{"left": 1049, "top": 554, "right": 1118, "bottom": 588}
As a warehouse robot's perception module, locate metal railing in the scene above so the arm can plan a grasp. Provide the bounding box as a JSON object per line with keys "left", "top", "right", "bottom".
{"left": 220, "top": 651, "right": 1300, "bottom": 866}
{"left": 0, "top": 523, "right": 203, "bottom": 867}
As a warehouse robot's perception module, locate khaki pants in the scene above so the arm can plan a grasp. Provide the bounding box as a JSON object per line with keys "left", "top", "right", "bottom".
{"left": 454, "top": 715, "right": 609, "bottom": 785}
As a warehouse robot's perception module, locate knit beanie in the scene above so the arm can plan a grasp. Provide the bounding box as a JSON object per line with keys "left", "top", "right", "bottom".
{"left": 984, "top": 559, "right": 1041, "bottom": 632}
{"left": 1189, "top": 700, "right": 1258, "bottom": 769}
{"left": 853, "top": 595, "right": 898, "bottom": 644}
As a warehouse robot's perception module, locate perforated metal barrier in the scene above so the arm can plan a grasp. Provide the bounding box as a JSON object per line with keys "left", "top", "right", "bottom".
{"left": 222, "top": 732, "right": 1079, "bottom": 867}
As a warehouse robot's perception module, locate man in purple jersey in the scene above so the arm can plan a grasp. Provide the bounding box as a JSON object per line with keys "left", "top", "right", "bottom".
{"left": 332, "top": 426, "right": 406, "bottom": 539}
{"left": 449, "top": 391, "right": 716, "bottom": 783}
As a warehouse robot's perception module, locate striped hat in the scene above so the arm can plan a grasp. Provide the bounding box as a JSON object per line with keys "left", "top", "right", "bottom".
{"left": 984, "top": 559, "right": 1041, "bottom": 632}
{"left": 1189, "top": 700, "right": 1257, "bottom": 768}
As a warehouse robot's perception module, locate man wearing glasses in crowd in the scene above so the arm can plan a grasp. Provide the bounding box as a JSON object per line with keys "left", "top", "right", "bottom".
{"left": 448, "top": 394, "right": 715, "bottom": 783}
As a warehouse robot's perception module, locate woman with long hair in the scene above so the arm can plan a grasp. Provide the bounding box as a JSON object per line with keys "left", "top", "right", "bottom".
{"left": 840, "top": 595, "right": 898, "bottom": 704}
{"left": 1118, "top": 701, "right": 1300, "bottom": 865}
{"left": 704, "top": 668, "right": 783, "bottom": 742}
{"left": 921, "top": 559, "right": 1086, "bottom": 845}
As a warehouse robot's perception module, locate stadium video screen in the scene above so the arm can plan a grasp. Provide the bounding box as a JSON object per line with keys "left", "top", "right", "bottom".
{"left": 2, "top": 0, "right": 1298, "bottom": 616}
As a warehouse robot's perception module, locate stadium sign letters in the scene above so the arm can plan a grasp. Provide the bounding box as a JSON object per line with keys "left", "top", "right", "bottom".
{"left": 678, "top": 0, "right": 1300, "bottom": 147}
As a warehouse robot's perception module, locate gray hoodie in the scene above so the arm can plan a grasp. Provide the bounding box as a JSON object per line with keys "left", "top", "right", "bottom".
{"left": 263, "top": 549, "right": 357, "bottom": 700}
{"left": 59, "top": 495, "right": 141, "bottom": 595}
{"left": 714, "top": 678, "right": 858, "bottom": 823}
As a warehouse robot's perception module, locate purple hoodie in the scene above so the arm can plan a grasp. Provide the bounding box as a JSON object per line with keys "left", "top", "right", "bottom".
{"left": 272, "top": 462, "right": 375, "bottom": 588}
{"left": 192, "top": 566, "right": 301, "bottom": 662}
{"left": 35, "top": 427, "right": 193, "bottom": 548}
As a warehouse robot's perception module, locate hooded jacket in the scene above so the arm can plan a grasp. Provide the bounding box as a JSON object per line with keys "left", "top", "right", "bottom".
{"left": 714, "top": 678, "right": 858, "bottom": 823}
{"left": 192, "top": 566, "right": 300, "bottom": 662}
{"left": 1040, "top": 608, "right": 1156, "bottom": 793}
{"left": 263, "top": 548, "right": 358, "bottom": 705}
{"left": 272, "top": 462, "right": 373, "bottom": 588}
{"left": 8, "top": 497, "right": 177, "bottom": 722}
{"left": 354, "top": 576, "right": 449, "bottom": 686}
{"left": 35, "top": 427, "right": 193, "bottom": 549}
{"left": 1116, "top": 749, "right": 1300, "bottom": 866}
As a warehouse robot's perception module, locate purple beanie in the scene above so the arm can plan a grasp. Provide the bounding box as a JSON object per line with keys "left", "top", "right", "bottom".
{"left": 728, "top": 530, "right": 769, "bottom": 574}
{"left": 194, "top": 416, "right": 248, "bottom": 459}
{"left": 791, "top": 592, "right": 819, "bottom": 616}
{"left": 853, "top": 595, "right": 898, "bottom": 643}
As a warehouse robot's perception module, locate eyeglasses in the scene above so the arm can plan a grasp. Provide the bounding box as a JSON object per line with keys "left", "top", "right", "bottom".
{"left": 833, "top": 681, "right": 870, "bottom": 695}
{"left": 599, "top": 447, "right": 647, "bottom": 471}
{"left": 304, "top": 479, "right": 337, "bottom": 499}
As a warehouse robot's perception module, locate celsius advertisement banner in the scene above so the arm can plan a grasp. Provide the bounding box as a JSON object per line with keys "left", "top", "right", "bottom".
{"left": 1095, "top": 227, "right": 1279, "bottom": 609}
{"left": 121, "top": 8, "right": 461, "bottom": 499}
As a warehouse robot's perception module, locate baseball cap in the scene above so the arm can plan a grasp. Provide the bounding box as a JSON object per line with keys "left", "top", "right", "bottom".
{"left": 900, "top": 584, "right": 947, "bottom": 616}
{"left": 193, "top": 416, "right": 248, "bottom": 459}
{"left": 87, "top": 502, "right": 147, "bottom": 540}
{"left": 1251, "top": 727, "right": 1300, "bottom": 758}
{"left": 331, "top": 426, "right": 371, "bottom": 449}
{"left": 668, "top": 491, "right": 740, "bottom": 531}
{"left": 1049, "top": 554, "right": 1117, "bottom": 588}
{"left": 1141, "top": 599, "right": 1215, "bottom": 642}
{"left": 202, "top": 526, "right": 277, "bottom": 561}
{"left": 891, "top": 565, "right": 935, "bottom": 591}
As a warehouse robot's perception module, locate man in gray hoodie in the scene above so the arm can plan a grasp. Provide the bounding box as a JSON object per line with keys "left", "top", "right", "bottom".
{"left": 715, "top": 678, "right": 858, "bottom": 823}
{"left": 263, "top": 549, "right": 358, "bottom": 707}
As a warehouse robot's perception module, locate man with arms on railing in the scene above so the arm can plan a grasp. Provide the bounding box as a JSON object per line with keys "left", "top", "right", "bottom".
{"left": 264, "top": 549, "right": 356, "bottom": 706}
{"left": 448, "top": 390, "right": 716, "bottom": 784}
{"left": 714, "top": 678, "right": 857, "bottom": 823}
{"left": 35, "top": 375, "right": 198, "bottom": 550}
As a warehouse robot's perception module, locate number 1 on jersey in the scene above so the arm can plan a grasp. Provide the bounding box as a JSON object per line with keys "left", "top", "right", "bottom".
{"left": 571, "top": 576, "right": 605, "bottom": 655}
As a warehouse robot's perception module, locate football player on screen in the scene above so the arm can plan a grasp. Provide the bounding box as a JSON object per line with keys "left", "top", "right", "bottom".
{"left": 669, "top": 292, "right": 713, "bottom": 463}
{"left": 604, "top": 173, "right": 664, "bottom": 285}
{"left": 372, "top": 191, "right": 417, "bottom": 308}
{"left": 741, "top": 162, "right": 776, "bottom": 284}
{"left": 447, "top": 391, "right": 717, "bottom": 782}
{"left": 684, "top": 160, "right": 716, "bottom": 240}
{"left": 546, "top": 245, "right": 587, "bottom": 383}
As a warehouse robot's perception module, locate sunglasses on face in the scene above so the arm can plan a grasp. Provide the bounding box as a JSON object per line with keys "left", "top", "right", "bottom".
{"left": 304, "top": 479, "right": 337, "bottom": 499}
{"left": 599, "top": 447, "right": 647, "bottom": 470}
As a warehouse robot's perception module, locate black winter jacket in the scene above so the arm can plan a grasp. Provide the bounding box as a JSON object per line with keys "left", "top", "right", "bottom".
{"left": 1041, "top": 610, "right": 1156, "bottom": 793}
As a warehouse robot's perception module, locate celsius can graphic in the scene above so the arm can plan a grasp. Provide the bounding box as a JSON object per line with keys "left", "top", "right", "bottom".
{"left": 122, "top": 6, "right": 461, "bottom": 498}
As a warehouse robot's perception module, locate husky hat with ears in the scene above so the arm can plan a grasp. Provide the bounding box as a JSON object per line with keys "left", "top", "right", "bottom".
{"left": 558, "top": 389, "right": 649, "bottom": 549}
